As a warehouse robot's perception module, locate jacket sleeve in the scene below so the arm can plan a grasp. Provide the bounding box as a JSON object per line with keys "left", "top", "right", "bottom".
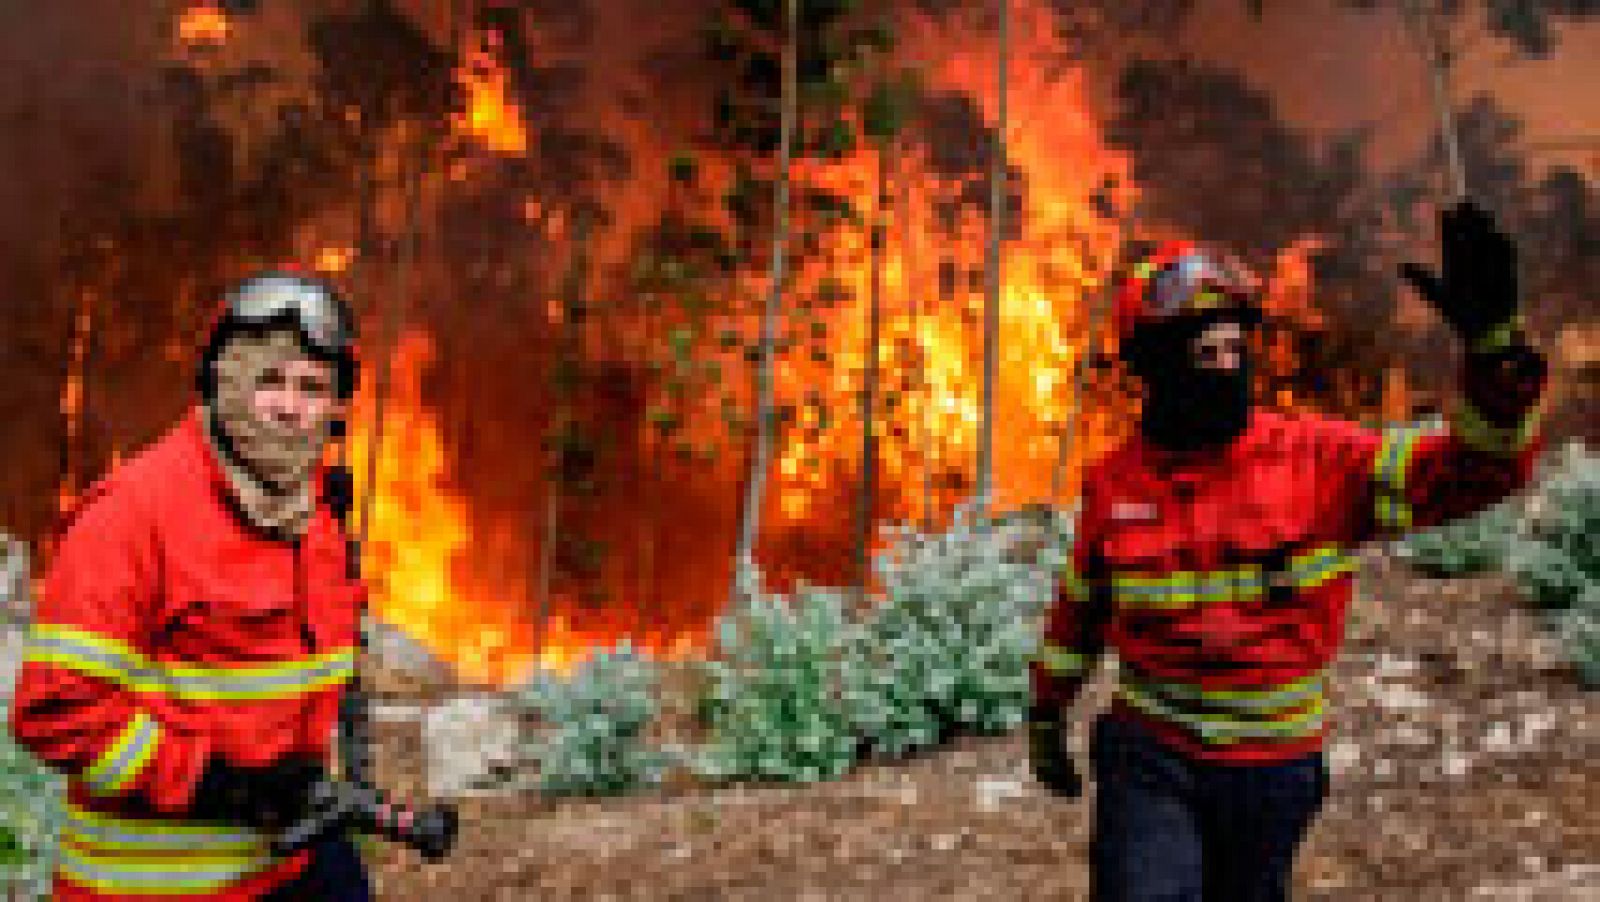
{"left": 1336, "top": 330, "right": 1550, "bottom": 545}
{"left": 8, "top": 489, "right": 213, "bottom": 813}
{"left": 1030, "top": 483, "right": 1114, "bottom": 710}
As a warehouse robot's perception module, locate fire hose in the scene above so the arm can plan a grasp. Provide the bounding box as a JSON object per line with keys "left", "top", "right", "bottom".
{"left": 312, "top": 464, "right": 461, "bottom": 863}
{"left": 271, "top": 778, "right": 458, "bottom": 862}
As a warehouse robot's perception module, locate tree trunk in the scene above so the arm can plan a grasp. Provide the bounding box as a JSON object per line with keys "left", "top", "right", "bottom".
{"left": 856, "top": 138, "right": 888, "bottom": 594}
{"left": 730, "top": 0, "right": 799, "bottom": 606}
{"left": 534, "top": 210, "right": 592, "bottom": 665}
{"left": 976, "top": 0, "right": 1008, "bottom": 517}
{"left": 1051, "top": 207, "right": 1135, "bottom": 504}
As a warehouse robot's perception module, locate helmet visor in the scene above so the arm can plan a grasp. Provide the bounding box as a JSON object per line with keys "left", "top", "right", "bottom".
{"left": 226, "top": 274, "right": 352, "bottom": 358}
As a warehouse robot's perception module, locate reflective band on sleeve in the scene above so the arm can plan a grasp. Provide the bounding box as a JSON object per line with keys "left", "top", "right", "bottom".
{"left": 58, "top": 801, "right": 278, "bottom": 895}
{"left": 1059, "top": 564, "right": 1088, "bottom": 601}
{"left": 1448, "top": 396, "right": 1543, "bottom": 459}
{"left": 1035, "top": 645, "right": 1088, "bottom": 677}
{"left": 1374, "top": 425, "right": 1426, "bottom": 532}
{"left": 82, "top": 710, "right": 161, "bottom": 797}
{"left": 24, "top": 625, "right": 355, "bottom": 701}
{"left": 1468, "top": 316, "right": 1525, "bottom": 355}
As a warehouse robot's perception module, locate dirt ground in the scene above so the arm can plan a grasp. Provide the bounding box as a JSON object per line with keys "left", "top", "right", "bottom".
{"left": 363, "top": 554, "right": 1599, "bottom": 900}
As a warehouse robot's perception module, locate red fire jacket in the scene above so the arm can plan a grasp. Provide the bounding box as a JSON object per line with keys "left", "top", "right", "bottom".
{"left": 9, "top": 408, "right": 363, "bottom": 899}
{"left": 1032, "top": 339, "right": 1549, "bottom": 764}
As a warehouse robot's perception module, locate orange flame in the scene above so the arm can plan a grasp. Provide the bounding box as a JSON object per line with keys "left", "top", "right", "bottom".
{"left": 314, "top": 246, "right": 354, "bottom": 275}
{"left": 452, "top": 30, "right": 528, "bottom": 156}
{"left": 177, "top": 2, "right": 231, "bottom": 49}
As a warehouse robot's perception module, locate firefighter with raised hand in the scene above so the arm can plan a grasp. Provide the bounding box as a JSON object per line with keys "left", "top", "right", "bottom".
{"left": 10, "top": 272, "right": 374, "bottom": 900}
{"left": 1027, "top": 201, "right": 1550, "bottom": 902}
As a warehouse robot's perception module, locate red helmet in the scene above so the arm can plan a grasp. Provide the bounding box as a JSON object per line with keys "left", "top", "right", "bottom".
{"left": 1114, "top": 240, "right": 1262, "bottom": 340}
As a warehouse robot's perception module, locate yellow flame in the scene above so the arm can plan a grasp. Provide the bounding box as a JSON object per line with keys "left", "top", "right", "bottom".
{"left": 178, "top": 2, "right": 231, "bottom": 48}
{"left": 452, "top": 31, "right": 528, "bottom": 156}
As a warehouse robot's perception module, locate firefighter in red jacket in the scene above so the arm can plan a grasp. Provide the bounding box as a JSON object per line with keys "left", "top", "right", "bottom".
{"left": 10, "top": 273, "right": 373, "bottom": 900}
{"left": 1027, "top": 202, "right": 1550, "bottom": 901}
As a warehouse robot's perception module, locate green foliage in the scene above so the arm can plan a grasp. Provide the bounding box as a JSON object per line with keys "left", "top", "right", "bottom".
{"left": 691, "top": 569, "right": 867, "bottom": 784}
{"left": 1509, "top": 442, "right": 1599, "bottom": 611}
{"left": 1394, "top": 501, "right": 1518, "bottom": 577}
{"left": 510, "top": 643, "right": 675, "bottom": 797}
{"left": 847, "top": 505, "right": 1067, "bottom": 758}
{"left": 1506, "top": 442, "right": 1599, "bottom": 686}
{"left": 0, "top": 726, "right": 61, "bottom": 898}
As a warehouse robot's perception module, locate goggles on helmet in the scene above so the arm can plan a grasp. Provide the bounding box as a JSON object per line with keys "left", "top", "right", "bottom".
{"left": 224, "top": 272, "right": 354, "bottom": 358}
{"left": 1118, "top": 243, "right": 1261, "bottom": 339}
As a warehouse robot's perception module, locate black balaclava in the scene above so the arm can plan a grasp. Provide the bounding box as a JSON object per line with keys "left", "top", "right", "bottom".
{"left": 1126, "top": 314, "right": 1254, "bottom": 452}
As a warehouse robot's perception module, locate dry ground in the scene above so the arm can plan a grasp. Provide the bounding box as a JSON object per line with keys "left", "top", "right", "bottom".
{"left": 363, "top": 554, "right": 1598, "bottom": 900}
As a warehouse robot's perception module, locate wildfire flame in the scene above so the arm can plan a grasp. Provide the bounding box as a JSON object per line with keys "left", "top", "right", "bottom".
{"left": 177, "top": 2, "right": 231, "bottom": 49}
{"left": 335, "top": 0, "right": 1342, "bottom": 687}
{"left": 452, "top": 29, "right": 528, "bottom": 156}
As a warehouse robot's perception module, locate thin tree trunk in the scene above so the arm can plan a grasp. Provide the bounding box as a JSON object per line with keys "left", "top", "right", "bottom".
{"left": 1051, "top": 207, "right": 1135, "bottom": 504}
{"left": 730, "top": 0, "right": 799, "bottom": 606}
{"left": 976, "top": 0, "right": 1008, "bottom": 517}
{"left": 856, "top": 135, "right": 889, "bottom": 596}
{"left": 357, "top": 134, "right": 425, "bottom": 550}
{"left": 902, "top": 147, "right": 933, "bottom": 532}
{"left": 534, "top": 210, "right": 592, "bottom": 665}
{"left": 1402, "top": 0, "right": 1468, "bottom": 200}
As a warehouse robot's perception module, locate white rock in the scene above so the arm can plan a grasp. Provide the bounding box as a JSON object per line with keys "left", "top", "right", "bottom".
{"left": 0, "top": 624, "right": 23, "bottom": 700}
{"left": 974, "top": 777, "right": 1026, "bottom": 811}
{"left": 1441, "top": 750, "right": 1472, "bottom": 778}
{"left": 423, "top": 693, "right": 523, "bottom": 798}
{"left": 1327, "top": 741, "right": 1361, "bottom": 776}
{"left": 1484, "top": 721, "right": 1516, "bottom": 754}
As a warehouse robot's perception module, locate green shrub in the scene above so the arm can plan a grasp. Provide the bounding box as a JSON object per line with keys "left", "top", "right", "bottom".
{"left": 1394, "top": 501, "right": 1518, "bottom": 577}
{"left": 511, "top": 642, "right": 674, "bottom": 797}
{"left": 0, "top": 725, "right": 61, "bottom": 899}
{"left": 1507, "top": 441, "right": 1599, "bottom": 684}
{"left": 847, "top": 504, "right": 1066, "bottom": 758}
{"left": 691, "top": 564, "right": 866, "bottom": 784}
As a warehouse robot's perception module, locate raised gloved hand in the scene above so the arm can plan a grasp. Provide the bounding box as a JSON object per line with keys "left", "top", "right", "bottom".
{"left": 189, "top": 755, "right": 327, "bottom": 832}
{"left": 1027, "top": 702, "right": 1083, "bottom": 799}
{"left": 1400, "top": 200, "right": 1521, "bottom": 348}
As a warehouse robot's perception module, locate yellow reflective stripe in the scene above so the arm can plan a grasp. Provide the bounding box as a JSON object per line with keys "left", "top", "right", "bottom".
{"left": 58, "top": 801, "right": 277, "bottom": 894}
{"left": 1125, "top": 670, "right": 1325, "bottom": 715}
{"left": 25, "top": 625, "right": 355, "bottom": 701}
{"left": 1448, "top": 396, "right": 1543, "bottom": 459}
{"left": 1059, "top": 564, "right": 1088, "bottom": 600}
{"left": 1113, "top": 569, "right": 1264, "bottom": 607}
{"left": 1111, "top": 546, "right": 1354, "bottom": 609}
{"left": 1468, "top": 316, "right": 1525, "bottom": 355}
{"left": 1118, "top": 683, "right": 1325, "bottom": 745}
{"left": 1280, "top": 547, "right": 1358, "bottom": 591}
{"left": 82, "top": 710, "right": 161, "bottom": 797}
{"left": 1374, "top": 425, "right": 1427, "bottom": 531}
{"left": 1035, "top": 645, "right": 1088, "bottom": 677}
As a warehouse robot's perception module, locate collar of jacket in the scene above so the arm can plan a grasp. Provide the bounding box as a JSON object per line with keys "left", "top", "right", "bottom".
{"left": 1134, "top": 408, "right": 1272, "bottom": 477}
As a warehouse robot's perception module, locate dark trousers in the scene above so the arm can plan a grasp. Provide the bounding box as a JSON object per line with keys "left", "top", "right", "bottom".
{"left": 1088, "top": 714, "right": 1328, "bottom": 902}
{"left": 260, "top": 833, "right": 373, "bottom": 902}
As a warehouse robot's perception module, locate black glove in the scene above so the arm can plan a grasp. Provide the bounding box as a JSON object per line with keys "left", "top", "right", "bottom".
{"left": 1027, "top": 703, "right": 1083, "bottom": 799}
{"left": 189, "top": 756, "right": 327, "bottom": 831}
{"left": 1400, "top": 200, "right": 1520, "bottom": 346}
